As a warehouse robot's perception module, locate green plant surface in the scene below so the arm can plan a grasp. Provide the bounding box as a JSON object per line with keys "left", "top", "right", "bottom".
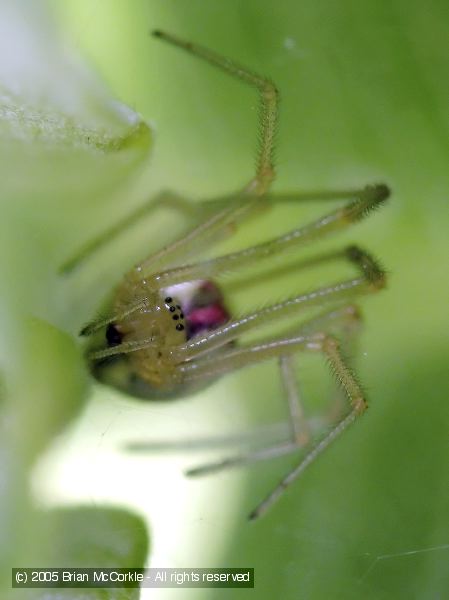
{"left": 0, "top": 1, "right": 151, "bottom": 598}
{"left": 4, "top": 1, "right": 449, "bottom": 599}
{"left": 19, "top": 507, "right": 148, "bottom": 600}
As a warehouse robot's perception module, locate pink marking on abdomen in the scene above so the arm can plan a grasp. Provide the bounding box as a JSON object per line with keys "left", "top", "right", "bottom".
{"left": 183, "top": 281, "right": 230, "bottom": 339}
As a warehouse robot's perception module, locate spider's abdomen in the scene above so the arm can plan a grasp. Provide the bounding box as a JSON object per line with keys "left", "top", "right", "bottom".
{"left": 164, "top": 280, "right": 230, "bottom": 340}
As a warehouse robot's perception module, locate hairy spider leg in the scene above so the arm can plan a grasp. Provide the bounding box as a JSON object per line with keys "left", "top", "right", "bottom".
{"left": 280, "top": 353, "right": 312, "bottom": 447}
{"left": 181, "top": 308, "right": 366, "bottom": 521}
{"left": 59, "top": 191, "right": 199, "bottom": 274}
{"left": 184, "top": 305, "right": 363, "bottom": 518}
{"left": 81, "top": 184, "right": 388, "bottom": 338}
{"left": 87, "top": 238, "right": 384, "bottom": 363}
{"left": 152, "top": 30, "right": 278, "bottom": 196}
{"left": 185, "top": 304, "right": 361, "bottom": 471}
{"left": 170, "top": 244, "right": 384, "bottom": 364}
{"left": 62, "top": 180, "right": 371, "bottom": 276}
{"left": 63, "top": 28, "right": 278, "bottom": 275}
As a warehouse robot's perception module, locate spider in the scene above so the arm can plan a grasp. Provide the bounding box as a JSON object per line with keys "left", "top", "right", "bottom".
{"left": 67, "top": 30, "right": 390, "bottom": 520}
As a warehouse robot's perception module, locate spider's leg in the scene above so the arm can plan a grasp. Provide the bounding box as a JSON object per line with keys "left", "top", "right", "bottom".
{"left": 153, "top": 30, "right": 278, "bottom": 196}
{"left": 247, "top": 331, "right": 366, "bottom": 521}
{"left": 185, "top": 352, "right": 312, "bottom": 478}
{"left": 284, "top": 300, "right": 363, "bottom": 429}
{"left": 179, "top": 325, "right": 366, "bottom": 520}
{"left": 184, "top": 305, "right": 360, "bottom": 476}
{"left": 86, "top": 240, "right": 382, "bottom": 354}
{"left": 280, "top": 353, "right": 311, "bottom": 446}
{"left": 68, "top": 30, "right": 369, "bottom": 278}
{"left": 68, "top": 183, "right": 371, "bottom": 277}
{"left": 79, "top": 193, "right": 260, "bottom": 336}
{"left": 60, "top": 191, "right": 197, "bottom": 274}
{"left": 172, "top": 245, "right": 385, "bottom": 362}
{"left": 138, "top": 183, "right": 389, "bottom": 291}
{"left": 132, "top": 184, "right": 379, "bottom": 283}
{"left": 82, "top": 236, "right": 379, "bottom": 346}
{"left": 81, "top": 185, "right": 387, "bottom": 337}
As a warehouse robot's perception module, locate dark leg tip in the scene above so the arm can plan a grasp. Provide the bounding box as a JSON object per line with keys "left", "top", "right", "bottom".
{"left": 247, "top": 509, "right": 259, "bottom": 522}
{"left": 79, "top": 323, "right": 94, "bottom": 337}
{"left": 377, "top": 183, "right": 391, "bottom": 201}
{"left": 345, "top": 244, "right": 363, "bottom": 261}
{"left": 369, "top": 183, "right": 391, "bottom": 202}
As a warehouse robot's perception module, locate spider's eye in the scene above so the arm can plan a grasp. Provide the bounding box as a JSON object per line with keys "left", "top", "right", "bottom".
{"left": 106, "top": 323, "right": 123, "bottom": 347}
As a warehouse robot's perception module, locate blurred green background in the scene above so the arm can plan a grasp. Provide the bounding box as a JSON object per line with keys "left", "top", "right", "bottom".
{"left": 2, "top": 1, "right": 449, "bottom": 599}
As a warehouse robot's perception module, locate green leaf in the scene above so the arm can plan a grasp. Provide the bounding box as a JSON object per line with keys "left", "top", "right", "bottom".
{"left": 0, "top": 1, "right": 151, "bottom": 597}
{"left": 19, "top": 507, "right": 149, "bottom": 600}
{"left": 0, "top": 0, "right": 152, "bottom": 454}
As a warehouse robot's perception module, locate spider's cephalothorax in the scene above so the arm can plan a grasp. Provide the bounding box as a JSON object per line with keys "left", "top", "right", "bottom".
{"left": 90, "top": 278, "right": 230, "bottom": 399}
{"left": 70, "top": 31, "right": 391, "bottom": 520}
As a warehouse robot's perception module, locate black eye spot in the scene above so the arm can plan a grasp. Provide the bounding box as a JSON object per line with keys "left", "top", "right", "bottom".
{"left": 180, "top": 313, "right": 184, "bottom": 319}
{"left": 172, "top": 314, "right": 179, "bottom": 320}
{"left": 176, "top": 305, "right": 181, "bottom": 309}
{"left": 165, "top": 297, "right": 173, "bottom": 303}
{"left": 176, "top": 323, "right": 185, "bottom": 331}
{"left": 106, "top": 323, "right": 123, "bottom": 347}
{"left": 169, "top": 306, "right": 176, "bottom": 313}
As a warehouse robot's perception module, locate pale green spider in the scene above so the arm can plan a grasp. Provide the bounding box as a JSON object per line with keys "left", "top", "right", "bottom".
{"left": 66, "top": 31, "right": 390, "bottom": 520}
